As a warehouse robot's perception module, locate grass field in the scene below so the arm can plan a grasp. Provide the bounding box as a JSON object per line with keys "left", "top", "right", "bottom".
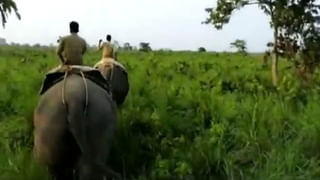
{"left": 1, "top": 46, "right": 320, "bottom": 180}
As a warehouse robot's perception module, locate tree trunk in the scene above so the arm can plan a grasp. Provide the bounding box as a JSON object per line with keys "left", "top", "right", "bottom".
{"left": 272, "top": 27, "right": 279, "bottom": 86}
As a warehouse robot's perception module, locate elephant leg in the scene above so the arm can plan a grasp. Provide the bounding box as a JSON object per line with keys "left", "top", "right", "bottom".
{"left": 76, "top": 160, "right": 122, "bottom": 180}
{"left": 69, "top": 123, "right": 121, "bottom": 180}
{"left": 66, "top": 101, "right": 95, "bottom": 180}
{"left": 50, "top": 135, "right": 79, "bottom": 180}
{"left": 63, "top": 75, "right": 121, "bottom": 180}
{"left": 34, "top": 129, "right": 79, "bottom": 180}
{"left": 66, "top": 105, "right": 120, "bottom": 179}
{"left": 104, "top": 165, "right": 122, "bottom": 180}
{"left": 49, "top": 165, "right": 74, "bottom": 180}
{"left": 33, "top": 112, "right": 80, "bottom": 180}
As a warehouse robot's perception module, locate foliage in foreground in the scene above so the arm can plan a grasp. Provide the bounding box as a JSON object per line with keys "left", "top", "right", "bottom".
{"left": 1, "top": 46, "right": 320, "bottom": 180}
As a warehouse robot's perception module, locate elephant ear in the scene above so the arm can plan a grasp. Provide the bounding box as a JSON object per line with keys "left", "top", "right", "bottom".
{"left": 110, "top": 62, "right": 129, "bottom": 105}
{"left": 93, "top": 59, "right": 129, "bottom": 105}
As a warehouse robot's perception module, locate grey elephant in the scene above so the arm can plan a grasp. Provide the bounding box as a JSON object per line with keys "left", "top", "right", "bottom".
{"left": 33, "top": 62, "right": 129, "bottom": 180}
{"left": 93, "top": 58, "right": 129, "bottom": 105}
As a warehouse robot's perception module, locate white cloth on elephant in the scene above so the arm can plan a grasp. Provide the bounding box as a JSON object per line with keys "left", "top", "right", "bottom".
{"left": 93, "top": 58, "right": 127, "bottom": 80}
{"left": 113, "top": 60, "right": 126, "bottom": 71}
{"left": 94, "top": 58, "right": 116, "bottom": 80}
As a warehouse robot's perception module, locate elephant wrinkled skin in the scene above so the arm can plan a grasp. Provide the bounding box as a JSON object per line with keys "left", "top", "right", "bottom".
{"left": 33, "top": 62, "right": 128, "bottom": 180}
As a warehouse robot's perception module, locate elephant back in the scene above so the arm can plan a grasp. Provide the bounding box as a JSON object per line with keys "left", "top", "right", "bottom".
{"left": 39, "top": 65, "right": 111, "bottom": 95}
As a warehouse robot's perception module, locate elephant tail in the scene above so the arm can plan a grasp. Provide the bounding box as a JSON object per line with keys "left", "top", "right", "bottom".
{"left": 62, "top": 69, "right": 90, "bottom": 154}
{"left": 79, "top": 70, "right": 89, "bottom": 118}
{"left": 61, "top": 69, "right": 89, "bottom": 122}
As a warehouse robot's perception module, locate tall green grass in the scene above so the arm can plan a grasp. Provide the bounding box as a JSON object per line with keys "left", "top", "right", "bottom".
{"left": 1, "top": 46, "right": 320, "bottom": 179}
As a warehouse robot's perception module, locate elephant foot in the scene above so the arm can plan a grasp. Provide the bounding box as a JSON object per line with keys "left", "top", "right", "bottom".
{"left": 77, "top": 161, "right": 122, "bottom": 180}
{"left": 103, "top": 166, "right": 122, "bottom": 180}
{"left": 49, "top": 166, "right": 75, "bottom": 180}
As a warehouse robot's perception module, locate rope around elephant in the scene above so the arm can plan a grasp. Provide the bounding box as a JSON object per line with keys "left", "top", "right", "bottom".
{"left": 61, "top": 66, "right": 89, "bottom": 123}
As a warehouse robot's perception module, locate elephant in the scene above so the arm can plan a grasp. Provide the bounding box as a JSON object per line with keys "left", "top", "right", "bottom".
{"left": 33, "top": 61, "right": 129, "bottom": 180}
{"left": 93, "top": 58, "right": 129, "bottom": 105}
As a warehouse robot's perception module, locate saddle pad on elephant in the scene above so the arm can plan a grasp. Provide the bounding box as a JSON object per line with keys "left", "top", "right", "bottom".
{"left": 94, "top": 58, "right": 127, "bottom": 73}
{"left": 39, "top": 65, "right": 111, "bottom": 95}
{"left": 114, "top": 61, "right": 127, "bottom": 72}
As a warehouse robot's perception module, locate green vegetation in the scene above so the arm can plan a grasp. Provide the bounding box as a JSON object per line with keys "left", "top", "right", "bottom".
{"left": 1, "top": 46, "right": 320, "bottom": 179}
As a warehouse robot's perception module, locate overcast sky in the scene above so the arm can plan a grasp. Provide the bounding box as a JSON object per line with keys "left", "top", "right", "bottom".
{"left": 0, "top": 0, "right": 273, "bottom": 52}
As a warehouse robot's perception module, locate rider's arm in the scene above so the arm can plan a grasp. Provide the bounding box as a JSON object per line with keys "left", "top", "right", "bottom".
{"left": 82, "top": 40, "right": 87, "bottom": 54}
{"left": 98, "top": 40, "right": 103, "bottom": 50}
{"left": 57, "top": 38, "right": 65, "bottom": 64}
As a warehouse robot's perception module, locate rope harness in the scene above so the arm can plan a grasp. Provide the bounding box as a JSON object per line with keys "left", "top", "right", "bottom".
{"left": 61, "top": 66, "right": 89, "bottom": 123}
{"left": 94, "top": 59, "right": 115, "bottom": 97}
{"left": 57, "top": 64, "right": 116, "bottom": 179}
{"left": 108, "top": 64, "right": 114, "bottom": 93}
{"left": 80, "top": 70, "right": 89, "bottom": 118}
{"left": 60, "top": 62, "right": 115, "bottom": 125}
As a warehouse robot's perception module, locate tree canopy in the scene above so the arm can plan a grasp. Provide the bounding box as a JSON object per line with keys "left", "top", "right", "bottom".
{"left": 198, "top": 47, "right": 206, "bottom": 52}
{"left": 123, "top": 42, "right": 133, "bottom": 51}
{"left": 204, "top": 0, "right": 320, "bottom": 30}
{"left": 0, "top": 0, "right": 20, "bottom": 28}
{"left": 139, "top": 42, "right": 152, "bottom": 52}
{"left": 204, "top": 0, "right": 320, "bottom": 85}
{"left": 230, "top": 39, "right": 247, "bottom": 54}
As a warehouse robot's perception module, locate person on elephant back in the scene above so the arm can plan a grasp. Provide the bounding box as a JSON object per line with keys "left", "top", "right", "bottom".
{"left": 50, "top": 21, "right": 87, "bottom": 73}
{"left": 34, "top": 30, "right": 129, "bottom": 180}
{"left": 46, "top": 21, "right": 87, "bottom": 74}
{"left": 98, "top": 34, "right": 117, "bottom": 60}
{"left": 94, "top": 34, "right": 119, "bottom": 80}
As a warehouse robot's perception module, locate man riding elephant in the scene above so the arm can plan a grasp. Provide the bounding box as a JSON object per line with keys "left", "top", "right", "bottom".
{"left": 57, "top": 21, "right": 87, "bottom": 66}
{"left": 34, "top": 22, "right": 129, "bottom": 180}
{"left": 34, "top": 69, "right": 124, "bottom": 180}
{"left": 98, "top": 34, "right": 117, "bottom": 60}
{"left": 94, "top": 34, "right": 129, "bottom": 105}
{"left": 34, "top": 54, "right": 129, "bottom": 180}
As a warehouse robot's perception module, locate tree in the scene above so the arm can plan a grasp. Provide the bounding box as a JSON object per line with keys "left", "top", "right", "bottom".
{"left": 204, "top": 0, "right": 320, "bottom": 86}
{"left": 263, "top": 42, "right": 274, "bottom": 66}
{"left": 198, "top": 47, "right": 206, "bottom": 52}
{"left": 230, "top": 39, "right": 247, "bottom": 54}
{"left": 0, "top": 37, "right": 6, "bottom": 45}
{"left": 113, "top": 40, "right": 120, "bottom": 50}
{"left": 132, "top": 46, "right": 138, "bottom": 51}
{"left": 139, "top": 42, "right": 152, "bottom": 52}
{"left": 274, "top": 2, "right": 320, "bottom": 81}
{"left": 123, "top": 42, "right": 133, "bottom": 51}
{"left": 297, "top": 25, "right": 320, "bottom": 75}
{"left": 0, "top": 0, "right": 20, "bottom": 28}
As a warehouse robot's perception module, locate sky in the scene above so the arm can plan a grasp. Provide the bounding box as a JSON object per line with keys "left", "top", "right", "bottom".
{"left": 0, "top": 0, "right": 274, "bottom": 52}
